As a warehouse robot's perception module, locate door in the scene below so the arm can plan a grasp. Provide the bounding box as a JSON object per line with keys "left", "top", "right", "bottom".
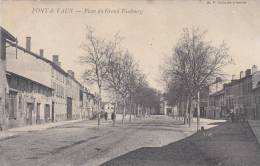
{"left": 44, "top": 104, "right": 50, "bottom": 122}
{"left": 26, "top": 103, "right": 33, "bottom": 125}
{"left": 8, "top": 91, "right": 17, "bottom": 120}
{"left": 51, "top": 102, "right": 54, "bottom": 122}
{"left": 36, "top": 103, "right": 40, "bottom": 124}
{"left": 67, "top": 97, "right": 72, "bottom": 120}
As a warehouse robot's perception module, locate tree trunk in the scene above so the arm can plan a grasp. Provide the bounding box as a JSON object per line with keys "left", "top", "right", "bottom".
{"left": 129, "top": 99, "right": 132, "bottom": 123}
{"left": 197, "top": 90, "right": 200, "bottom": 131}
{"left": 184, "top": 101, "right": 189, "bottom": 125}
{"left": 97, "top": 87, "right": 102, "bottom": 128}
{"left": 137, "top": 104, "right": 140, "bottom": 118}
{"left": 140, "top": 105, "right": 142, "bottom": 119}
{"left": 122, "top": 99, "right": 126, "bottom": 125}
{"left": 188, "top": 98, "right": 192, "bottom": 128}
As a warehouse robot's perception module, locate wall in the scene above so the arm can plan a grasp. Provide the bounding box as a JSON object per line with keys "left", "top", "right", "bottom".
{"left": 51, "top": 67, "right": 67, "bottom": 121}
{"left": 0, "top": 50, "right": 7, "bottom": 129}
{"left": 66, "top": 76, "right": 81, "bottom": 120}
{"left": 5, "top": 73, "right": 52, "bottom": 128}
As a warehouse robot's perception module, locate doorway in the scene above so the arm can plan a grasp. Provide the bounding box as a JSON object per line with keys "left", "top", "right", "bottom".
{"left": 67, "top": 97, "right": 72, "bottom": 120}
{"left": 36, "top": 103, "right": 40, "bottom": 124}
{"left": 26, "top": 103, "right": 33, "bottom": 125}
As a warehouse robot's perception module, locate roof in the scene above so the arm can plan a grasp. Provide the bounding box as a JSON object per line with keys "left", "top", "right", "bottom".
{"left": 1, "top": 27, "right": 17, "bottom": 42}
{"left": 6, "top": 40, "right": 69, "bottom": 76}
{"left": 210, "top": 89, "right": 224, "bottom": 97}
{"left": 67, "top": 74, "right": 82, "bottom": 87}
{"left": 4, "top": 28, "right": 89, "bottom": 93}
{"left": 6, "top": 71, "right": 53, "bottom": 90}
{"left": 224, "top": 75, "right": 252, "bottom": 88}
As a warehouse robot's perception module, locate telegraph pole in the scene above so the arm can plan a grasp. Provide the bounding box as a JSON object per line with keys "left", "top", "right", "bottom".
{"left": 197, "top": 90, "right": 200, "bottom": 132}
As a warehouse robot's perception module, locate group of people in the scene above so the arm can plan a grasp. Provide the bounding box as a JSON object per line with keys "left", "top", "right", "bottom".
{"left": 229, "top": 111, "right": 246, "bottom": 123}
{"left": 100, "top": 111, "right": 116, "bottom": 121}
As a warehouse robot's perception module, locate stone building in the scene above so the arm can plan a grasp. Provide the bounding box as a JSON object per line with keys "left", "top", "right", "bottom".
{"left": 5, "top": 36, "right": 53, "bottom": 128}
{"left": 50, "top": 55, "right": 67, "bottom": 121}
{"left": 0, "top": 27, "right": 17, "bottom": 129}
{"left": 0, "top": 27, "right": 97, "bottom": 129}
{"left": 252, "top": 69, "right": 260, "bottom": 120}
{"left": 208, "top": 89, "right": 225, "bottom": 119}
{"left": 66, "top": 70, "right": 82, "bottom": 120}
{"left": 223, "top": 67, "right": 257, "bottom": 120}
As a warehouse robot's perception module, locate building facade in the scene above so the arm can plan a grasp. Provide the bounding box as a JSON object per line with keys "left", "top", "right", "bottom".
{"left": 0, "top": 27, "right": 97, "bottom": 129}
{"left": 0, "top": 27, "right": 17, "bottom": 129}
{"left": 252, "top": 70, "right": 260, "bottom": 120}
{"left": 208, "top": 90, "right": 225, "bottom": 119}
{"left": 4, "top": 37, "right": 54, "bottom": 128}
{"left": 51, "top": 55, "right": 67, "bottom": 121}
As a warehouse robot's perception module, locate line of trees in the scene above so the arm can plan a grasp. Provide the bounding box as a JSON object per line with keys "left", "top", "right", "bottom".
{"left": 161, "top": 27, "right": 232, "bottom": 127}
{"left": 79, "top": 26, "right": 160, "bottom": 126}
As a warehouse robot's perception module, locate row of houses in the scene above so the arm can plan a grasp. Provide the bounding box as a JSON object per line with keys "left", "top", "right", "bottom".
{"left": 208, "top": 65, "right": 260, "bottom": 120}
{"left": 161, "top": 65, "right": 260, "bottom": 121}
{"left": 160, "top": 87, "right": 209, "bottom": 118}
{"left": 0, "top": 27, "right": 99, "bottom": 130}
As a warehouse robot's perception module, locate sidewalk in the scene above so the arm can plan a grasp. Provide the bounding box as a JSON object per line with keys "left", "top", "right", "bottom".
{"left": 248, "top": 120, "right": 260, "bottom": 145}
{"left": 0, "top": 114, "right": 142, "bottom": 141}
{"left": 0, "top": 119, "right": 82, "bottom": 141}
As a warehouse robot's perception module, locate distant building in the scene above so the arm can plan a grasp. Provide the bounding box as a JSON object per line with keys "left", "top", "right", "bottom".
{"left": 208, "top": 89, "right": 225, "bottom": 119}
{"left": 222, "top": 67, "right": 258, "bottom": 120}
{"left": 206, "top": 77, "right": 229, "bottom": 119}
{"left": 102, "top": 102, "right": 115, "bottom": 119}
{"left": 252, "top": 70, "right": 260, "bottom": 120}
{"left": 160, "top": 96, "right": 176, "bottom": 115}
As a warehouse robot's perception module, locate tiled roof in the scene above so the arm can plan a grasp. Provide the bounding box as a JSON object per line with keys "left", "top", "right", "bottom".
{"left": 4, "top": 28, "right": 93, "bottom": 95}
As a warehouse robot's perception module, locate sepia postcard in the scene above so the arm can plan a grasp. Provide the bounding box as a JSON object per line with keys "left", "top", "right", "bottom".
{"left": 1, "top": 0, "right": 260, "bottom": 166}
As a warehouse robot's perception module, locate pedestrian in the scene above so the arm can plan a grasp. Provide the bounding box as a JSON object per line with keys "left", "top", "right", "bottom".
{"left": 104, "top": 112, "right": 108, "bottom": 120}
{"left": 111, "top": 112, "right": 116, "bottom": 126}
{"left": 230, "top": 111, "right": 235, "bottom": 123}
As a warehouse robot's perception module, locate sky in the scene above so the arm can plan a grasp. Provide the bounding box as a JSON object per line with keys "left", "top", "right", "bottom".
{"left": 1, "top": 0, "right": 260, "bottom": 92}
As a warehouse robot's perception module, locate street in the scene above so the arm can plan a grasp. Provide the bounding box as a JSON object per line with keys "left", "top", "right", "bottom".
{"left": 102, "top": 119, "right": 260, "bottom": 166}
{"left": 0, "top": 116, "right": 216, "bottom": 166}
{"left": 0, "top": 116, "right": 260, "bottom": 166}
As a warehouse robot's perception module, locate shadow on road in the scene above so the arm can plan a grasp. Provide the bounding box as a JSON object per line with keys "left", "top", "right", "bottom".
{"left": 101, "top": 122, "right": 260, "bottom": 166}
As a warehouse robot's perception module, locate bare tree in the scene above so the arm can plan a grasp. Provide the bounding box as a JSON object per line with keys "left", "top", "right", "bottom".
{"left": 162, "top": 27, "right": 232, "bottom": 127}
{"left": 105, "top": 50, "right": 138, "bottom": 124}
{"left": 79, "top": 26, "right": 121, "bottom": 127}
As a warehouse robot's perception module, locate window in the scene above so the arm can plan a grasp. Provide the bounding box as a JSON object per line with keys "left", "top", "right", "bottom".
{"left": 18, "top": 95, "right": 22, "bottom": 109}
{"left": 1, "top": 40, "right": 6, "bottom": 60}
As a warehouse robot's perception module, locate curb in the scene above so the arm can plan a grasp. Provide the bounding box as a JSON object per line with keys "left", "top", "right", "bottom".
{"left": 0, "top": 133, "right": 18, "bottom": 141}
{"left": 7, "top": 119, "right": 83, "bottom": 132}
{"left": 248, "top": 120, "right": 260, "bottom": 145}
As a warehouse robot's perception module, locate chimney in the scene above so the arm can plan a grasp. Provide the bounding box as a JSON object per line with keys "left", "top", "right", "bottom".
{"left": 26, "top": 37, "right": 31, "bottom": 51}
{"left": 52, "top": 55, "right": 59, "bottom": 65}
{"left": 240, "top": 71, "right": 244, "bottom": 79}
{"left": 39, "top": 49, "right": 44, "bottom": 57}
{"left": 245, "top": 69, "right": 251, "bottom": 77}
{"left": 68, "top": 70, "right": 75, "bottom": 78}
{"left": 252, "top": 65, "right": 257, "bottom": 74}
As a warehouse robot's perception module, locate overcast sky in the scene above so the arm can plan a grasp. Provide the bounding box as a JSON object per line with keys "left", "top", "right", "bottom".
{"left": 2, "top": 0, "right": 260, "bottom": 92}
